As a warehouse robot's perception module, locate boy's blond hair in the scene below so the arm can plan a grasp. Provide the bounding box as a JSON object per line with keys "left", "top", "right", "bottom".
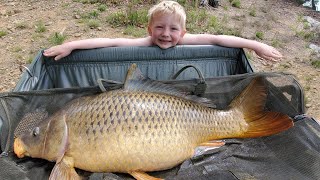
{"left": 148, "top": 1, "right": 186, "bottom": 30}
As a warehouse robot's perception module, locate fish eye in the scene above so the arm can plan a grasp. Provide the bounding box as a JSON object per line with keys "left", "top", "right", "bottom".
{"left": 32, "top": 127, "right": 40, "bottom": 136}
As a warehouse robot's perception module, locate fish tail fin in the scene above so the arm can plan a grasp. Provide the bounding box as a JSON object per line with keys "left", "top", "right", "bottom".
{"left": 230, "top": 77, "right": 293, "bottom": 138}
{"left": 49, "top": 157, "right": 80, "bottom": 180}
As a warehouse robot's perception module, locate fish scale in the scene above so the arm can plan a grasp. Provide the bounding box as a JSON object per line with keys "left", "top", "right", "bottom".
{"left": 13, "top": 64, "right": 293, "bottom": 180}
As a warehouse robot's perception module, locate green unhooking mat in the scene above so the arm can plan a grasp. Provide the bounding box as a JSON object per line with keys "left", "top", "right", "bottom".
{"left": 0, "top": 45, "right": 318, "bottom": 180}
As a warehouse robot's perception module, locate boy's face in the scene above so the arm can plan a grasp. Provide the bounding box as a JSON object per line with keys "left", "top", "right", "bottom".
{"left": 148, "top": 13, "right": 186, "bottom": 49}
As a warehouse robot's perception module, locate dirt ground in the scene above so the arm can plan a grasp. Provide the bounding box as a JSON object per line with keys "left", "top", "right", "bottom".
{"left": 0, "top": 0, "right": 319, "bottom": 120}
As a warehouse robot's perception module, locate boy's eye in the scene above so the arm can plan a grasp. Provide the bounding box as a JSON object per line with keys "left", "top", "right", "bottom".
{"left": 156, "top": 26, "right": 163, "bottom": 29}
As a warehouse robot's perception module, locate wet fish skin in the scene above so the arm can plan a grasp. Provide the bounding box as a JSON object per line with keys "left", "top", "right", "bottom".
{"left": 60, "top": 90, "right": 239, "bottom": 172}
{"left": 13, "top": 64, "right": 293, "bottom": 179}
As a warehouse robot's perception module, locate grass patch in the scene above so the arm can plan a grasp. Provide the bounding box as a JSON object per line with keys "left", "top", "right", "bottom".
{"left": 311, "top": 60, "right": 320, "bottom": 68}
{"left": 81, "top": 10, "right": 100, "bottom": 19}
{"left": 107, "top": 11, "right": 127, "bottom": 27}
{"left": 245, "top": 51, "right": 252, "bottom": 60}
{"left": 62, "top": 3, "right": 70, "bottom": 7}
{"left": 271, "top": 39, "right": 283, "bottom": 48}
{"left": 16, "top": 22, "right": 28, "bottom": 29}
{"left": 229, "top": 0, "right": 241, "bottom": 8}
{"left": 105, "top": 2, "right": 245, "bottom": 37}
{"left": 0, "top": 30, "right": 7, "bottom": 38}
{"left": 12, "top": 46, "right": 22, "bottom": 52}
{"left": 123, "top": 26, "right": 147, "bottom": 37}
{"left": 49, "top": 32, "right": 66, "bottom": 45}
{"left": 249, "top": 8, "right": 256, "bottom": 17}
{"left": 177, "top": 0, "right": 187, "bottom": 6}
{"left": 207, "top": 15, "right": 220, "bottom": 30}
{"left": 31, "top": 33, "right": 45, "bottom": 41}
{"left": 296, "top": 30, "right": 318, "bottom": 41}
{"left": 280, "top": 63, "right": 291, "bottom": 69}
{"left": 222, "top": 28, "right": 242, "bottom": 37}
{"left": 98, "top": 4, "right": 107, "bottom": 12}
{"left": 35, "top": 21, "right": 46, "bottom": 33}
{"left": 107, "top": 8, "right": 148, "bottom": 28}
{"left": 77, "top": 0, "right": 100, "bottom": 4}
{"left": 187, "top": 9, "right": 208, "bottom": 32}
{"left": 255, "top": 31, "right": 264, "bottom": 40}
{"left": 87, "top": 19, "right": 100, "bottom": 29}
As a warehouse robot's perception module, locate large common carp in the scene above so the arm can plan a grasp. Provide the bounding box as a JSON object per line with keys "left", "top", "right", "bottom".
{"left": 14, "top": 64, "right": 293, "bottom": 180}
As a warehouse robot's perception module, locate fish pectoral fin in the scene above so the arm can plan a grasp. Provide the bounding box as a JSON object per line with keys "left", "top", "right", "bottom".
{"left": 199, "top": 140, "right": 225, "bottom": 147}
{"left": 129, "top": 171, "right": 163, "bottom": 180}
{"left": 49, "top": 156, "right": 80, "bottom": 180}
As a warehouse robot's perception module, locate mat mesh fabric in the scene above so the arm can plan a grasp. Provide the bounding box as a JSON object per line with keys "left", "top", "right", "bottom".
{"left": 14, "top": 109, "right": 48, "bottom": 138}
{"left": 0, "top": 73, "right": 316, "bottom": 180}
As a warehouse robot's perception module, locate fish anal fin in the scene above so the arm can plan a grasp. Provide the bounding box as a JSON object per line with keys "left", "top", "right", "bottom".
{"left": 129, "top": 171, "right": 163, "bottom": 180}
{"left": 49, "top": 156, "right": 80, "bottom": 180}
{"left": 199, "top": 140, "right": 225, "bottom": 147}
{"left": 231, "top": 77, "right": 293, "bottom": 138}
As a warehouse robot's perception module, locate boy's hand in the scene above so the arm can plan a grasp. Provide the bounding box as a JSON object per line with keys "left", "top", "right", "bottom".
{"left": 43, "top": 45, "right": 72, "bottom": 61}
{"left": 254, "top": 44, "right": 283, "bottom": 62}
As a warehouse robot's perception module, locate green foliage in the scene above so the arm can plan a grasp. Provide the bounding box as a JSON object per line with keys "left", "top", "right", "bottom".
{"left": 255, "top": 31, "right": 264, "bottom": 40}
{"left": 107, "top": 8, "right": 148, "bottom": 27}
{"left": 85, "top": 10, "right": 99, "bottom": 19}
{"left": 35, "top": 21, "right": 46, "bottom": 33}
{"left": 177, "top": 0, "right": 202, "bottom": 7}
{"left": 245, "top": 51, "right": 252, "bottom": 60}
{"left": 98, "top": 4, "right": 107, "bottom": 12}
{"left": 296, "top": 30, "right": 317, "bottom": 41}
{"left": 62, "top": 3, "right": 70, "bottom": 7}
{"left": 27, "top": 55, "right": 34, "bottom": 64}
{"left": 0, "top": 30, "right": 7, "bottom": 38}
{"left": 249, "top": 8, "right": 256, "bottom": 17}
{"left": 104, "top": 1, "right": 245, "bottom": 38}
{"left": 222, "top": 28, "right": 242, "bottom": 37}
{"left": 16, "top": 22, "right": 28, "bottom": 29}
{"left": 49, "top": 32, "right": 66, "bottom": 45}
{"left": 230, "top": 0, "right": 241, "bottom": 8}
{"left": 271, "top": 39, "right": 282, "bottom": 48}
{"left": 280, "top": 63, "right": 291, "bottom": 69}
{"left": 87, "top": 19, "right": 100, "bottom": 29}
{"left": 78, "top": 0, "right": 100, "bottom": 4}
{"left": 107, "top": 11, "right": 127, "bottom": 27}
{"left": 207, "top": 16, "right": 219, "bottom": 29}
{"left": 123, "top": 26, "right": 147, "bottom": 37}
{"left": 311, "top": 60, "right": 320, "bottom": 68}
{"left": 186, "top": 9, "right": 207, "bottom": 32}
{"left": 303, "top": 21, "right": 310, "bottom": 29}
{"left": 177, "top": 0, "right": 187, "bottom": 6}
{"left": 12, "top": 46, "right": 22, "bottom": 52}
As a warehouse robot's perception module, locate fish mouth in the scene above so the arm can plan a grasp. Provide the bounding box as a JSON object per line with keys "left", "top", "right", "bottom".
{"left": 14, "top": 138, "right": 27, "bottom": 158}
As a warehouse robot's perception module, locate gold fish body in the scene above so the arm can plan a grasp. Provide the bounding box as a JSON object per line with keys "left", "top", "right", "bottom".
{"left": 65, "top": 90, "right": 246, "bottom": 173}
{"left": 14, "top": 64, "right": 293, "bottom": 180}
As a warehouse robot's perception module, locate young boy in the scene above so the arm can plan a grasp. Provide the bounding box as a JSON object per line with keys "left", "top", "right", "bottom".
{"left": 43, "top": 0, "right": 282, "bottom": 62}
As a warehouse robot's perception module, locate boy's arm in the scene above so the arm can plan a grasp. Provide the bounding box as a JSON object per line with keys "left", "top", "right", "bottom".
{"left": 179, "top": 34, "right": 283, "bottom": 62}
{"left": 43, "top": 37, "right": 152, "bottom": 60}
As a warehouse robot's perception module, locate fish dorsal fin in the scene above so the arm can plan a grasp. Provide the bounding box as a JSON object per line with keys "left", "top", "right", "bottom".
{"left": 124, "top": 64, "right": 186, "bottom": 97}
{"left": 124, "top": 64, "right": 216, "bottom": 108}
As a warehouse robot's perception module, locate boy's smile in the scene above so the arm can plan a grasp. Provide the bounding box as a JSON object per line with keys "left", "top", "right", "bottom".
{"left": 148, "top": 13, "right": 186, "bottom": 49}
